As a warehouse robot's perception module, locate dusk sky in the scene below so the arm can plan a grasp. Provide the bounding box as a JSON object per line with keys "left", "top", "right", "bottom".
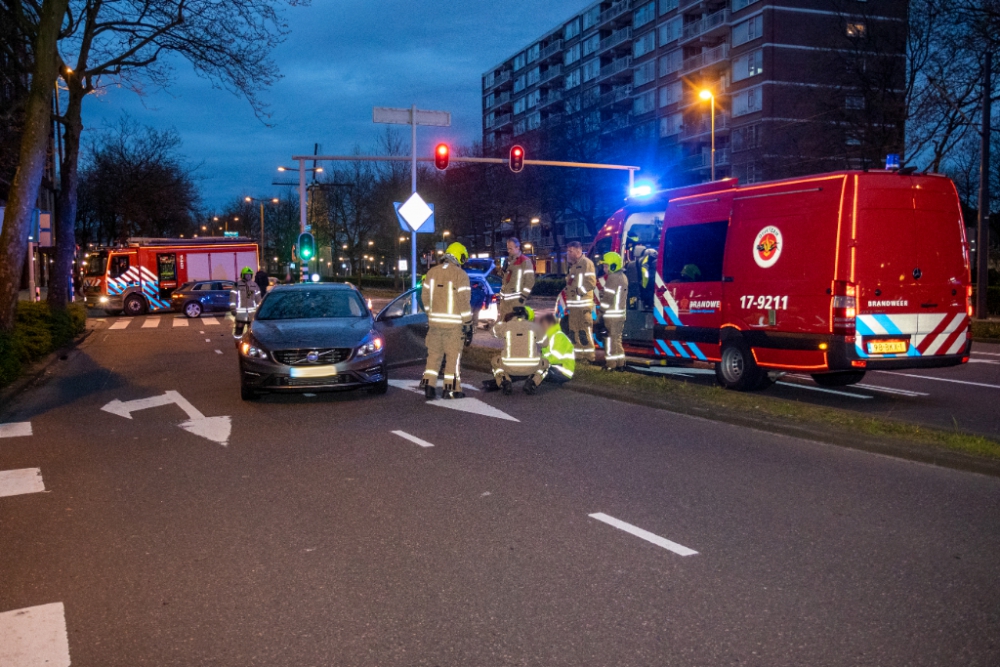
{"left": 80, "top": 0, "right": 587, "bottom": 211}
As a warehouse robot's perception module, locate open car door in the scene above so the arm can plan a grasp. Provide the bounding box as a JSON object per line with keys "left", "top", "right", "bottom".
{"left": 374, "top": 287, "right": 428, "bottom": 368}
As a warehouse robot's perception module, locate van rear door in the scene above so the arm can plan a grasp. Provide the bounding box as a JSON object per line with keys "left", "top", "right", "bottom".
{"left": 854, "top": 175, "right": 970, "bottom": 358}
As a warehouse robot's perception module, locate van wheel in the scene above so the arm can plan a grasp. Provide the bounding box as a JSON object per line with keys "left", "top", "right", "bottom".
{"left": 123, "top": 294, "right": 147, "bottom": 316}
{"left": 184, "top": 301, "right": 203, "bottom": 318}
{"left": 715, "top": 341, "right": 763, "bottom": 391}
{"left": 812, "top": 371, "right": 866, "bottom": 387}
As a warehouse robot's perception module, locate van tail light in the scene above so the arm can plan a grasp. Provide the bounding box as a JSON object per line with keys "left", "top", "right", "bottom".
{"left": 832, "top": 281, "right": 857, "bottom": 335}
{"left": 966, "top": 285, "right": 974, "bottom": 318}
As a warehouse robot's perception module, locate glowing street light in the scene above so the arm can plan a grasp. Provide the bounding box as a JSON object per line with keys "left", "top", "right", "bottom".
{"left": 699, "top": 89, "right": 716, "bottom": 181}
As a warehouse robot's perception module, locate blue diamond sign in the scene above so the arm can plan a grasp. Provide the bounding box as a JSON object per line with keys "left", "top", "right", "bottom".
{"left": 395, "top": 192, "right": 435, "bottom": 233}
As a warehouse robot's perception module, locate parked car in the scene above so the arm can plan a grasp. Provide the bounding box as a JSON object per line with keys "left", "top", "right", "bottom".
{"left": 470, "top": 275, "right": 498, "bottom": 329}
{"left": 464, "top": 257, "right": 496, "bottom": 278}
{"left": 171, "top": 280, "right": 236, "bottom": 318}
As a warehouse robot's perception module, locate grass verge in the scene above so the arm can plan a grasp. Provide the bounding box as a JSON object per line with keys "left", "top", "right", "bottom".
{"left": 461, "top": 345, "right": 1000, "bottom": 472}
{"left": 0, "top": 302, "right": 87, "bottom": 388}
{"left": 972, "top": 320, "right": 1000, "bottom": 342}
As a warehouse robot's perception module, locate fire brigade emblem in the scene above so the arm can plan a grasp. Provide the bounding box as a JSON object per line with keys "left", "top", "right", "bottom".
{"left": 753, "top": 226, "right": 782, "bottom": 268}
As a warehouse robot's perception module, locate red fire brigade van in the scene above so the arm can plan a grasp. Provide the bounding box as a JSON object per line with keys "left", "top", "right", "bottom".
{"left": 575, "top": 170, "right": 972, "bottom": 390}
{"left": 83, "top": 238, "right": 259, "bottom": 316}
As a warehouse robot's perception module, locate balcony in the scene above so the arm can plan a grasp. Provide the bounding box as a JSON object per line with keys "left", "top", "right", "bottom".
{"left": 681, "top": 43, "right": 729, "bottom": 75}
{"left": 540, "top": 40, "right": 563, "bottom": 61}
{"left": 489, "top": 113, "right": 512, "bottom": 129}
{"left": 682, "top": 148, "right": 730, "bottom": 170}
{"left": 540, "top": 89, "right": 563, "bottom": 108}
{"left": 487, "top": 71, "right": 512, "bottom": 91}
{"left": 539, "top": 64, "right": 563, "bottom": 86}
{"left": 488, "top": 91, "right": 511, "bottom": 110}
{"left": 598, "top": 56, "right": 633, "bottom": 82}
{"left": 605, "top": 112, "right": 634, "bottom": 132}
{"left": 542, "top": 112, "right": 564, "bottom": 129}
{"left": 598, "top": 0, "right": 633, "bottom": 28}
{"left": 680, "top": 114, "right": 729, "bottom": 139}
{"left": 599, "top": 26, "right": 632, "bottom": 54}
{"left": 681, "top": 9, "right": 729, "bottom": 43}
{"left": 600, "top": 85, "right": 633, "bottom": 107}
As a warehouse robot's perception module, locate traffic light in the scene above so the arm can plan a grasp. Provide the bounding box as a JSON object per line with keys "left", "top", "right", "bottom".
{"left": 434, "top": 143, "right": 450, "bottom": 170}
{"left": 509, "top": 145, "right": 524, "bottom": 173}
{"left": 297, "top": 232, "right": 316, "bottom": 261}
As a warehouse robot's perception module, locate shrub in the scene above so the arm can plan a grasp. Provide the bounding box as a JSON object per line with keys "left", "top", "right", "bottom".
{"left": 530, "top": 278, "right": 566, "bottom": 297}
{"left": 0, "top": 302, "right": 87, "bottom": 389}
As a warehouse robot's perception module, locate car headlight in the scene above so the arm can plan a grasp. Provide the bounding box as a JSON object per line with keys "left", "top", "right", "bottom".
{"left": 355, "top": 332, "right": 384, "bottom": 358}
{"left": 99, "top": 296, "right": 109, "bottom": 303}
{"left": 240, "top": 335, "right": 268, "bottom": 360}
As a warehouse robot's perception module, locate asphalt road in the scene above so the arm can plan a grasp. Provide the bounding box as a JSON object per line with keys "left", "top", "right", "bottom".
{"left": 1, "top": 313, "right": 999, "bottom": 666}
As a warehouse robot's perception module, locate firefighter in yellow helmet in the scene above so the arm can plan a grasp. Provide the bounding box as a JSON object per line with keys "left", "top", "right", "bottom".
{"left": 486, "top": 305, "right": 549, "bottom": 395}
{"left": 420, "top": 243, "right": 473, "bottom": 400}
{"left": 230, "top": 266, "right": 261, "bottom": 337}
{"left": 599, "top": 252, "right": 627, "bottom": 370}
{"left": 564, "top": 241, "right": 597, "bottom": 362}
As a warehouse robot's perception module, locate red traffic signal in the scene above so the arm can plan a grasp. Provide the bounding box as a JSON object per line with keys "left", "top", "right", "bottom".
{"left": 509, "top": 145, "right": 525, "bottom": 173}
{"left": 434, "top": 143, "right": 450, "bottom": 170}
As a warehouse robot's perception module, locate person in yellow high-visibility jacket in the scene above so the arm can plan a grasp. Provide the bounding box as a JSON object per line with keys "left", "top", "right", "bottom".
{"left": 538, "top": 313, "right": 575, "bottom": 385}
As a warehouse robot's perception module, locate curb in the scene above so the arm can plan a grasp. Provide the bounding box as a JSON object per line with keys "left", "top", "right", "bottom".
{"left": 0, "top": 329, "right": 92, "bottom": 413}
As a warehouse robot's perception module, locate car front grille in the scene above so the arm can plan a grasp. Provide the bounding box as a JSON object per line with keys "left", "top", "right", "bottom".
{"left": 268, "top": 374, "right": 352, "bottom": 387}
{"left": 272, "top": 348, "right": 352, "bottom": 366}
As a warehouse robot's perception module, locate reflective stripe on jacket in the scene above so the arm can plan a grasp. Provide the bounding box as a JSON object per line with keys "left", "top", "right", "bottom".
{"left": 500, "top": 254, "right": 535, "bottom": 302}
{"left": 230, "top": 280, "right": 262, "bottom": 322}
{"left": 565, "top": 256, "right": 597, "bottom": 308}
{"left": 540, "top": 324, "right": 575, "bottom": 377}
{"left": 421, "top": 261, "right": 473, "bottom": 329}
{"left": 600, "top": 271, "right": 628, "bottom": 319}
{"left": 492, "top": 318, "right": 545, "bottom": 368}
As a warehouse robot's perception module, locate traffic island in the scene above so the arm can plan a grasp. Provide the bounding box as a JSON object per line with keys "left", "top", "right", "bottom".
{"left": 460, "top": 345, "right": 1000, "bottom": 477}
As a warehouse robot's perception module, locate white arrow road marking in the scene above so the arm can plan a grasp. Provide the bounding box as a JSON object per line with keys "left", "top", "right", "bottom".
{"left": 101, "top": 390, "right": 231, "bottom": 446}
{"left": 0, "top": 602, "right": 71, "bottom": 667}
{"left": 388, "top": 379, "right": 519, "bottom": 422}
{"left": 0, "top": 422, "right": 32, "bottom": 438}
{"left": 0, "top": 468, "right": 45, "bottom": 498}
{"left": 392, "top": 430, "right": 435, "bottom": 448}
{"left": 589, "top": 512, "right": 698, "bottom": 557}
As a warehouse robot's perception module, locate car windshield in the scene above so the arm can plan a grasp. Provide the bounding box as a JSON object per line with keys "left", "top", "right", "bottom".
{"left": 256, "top": 289, "right": 367, "bottom": 320}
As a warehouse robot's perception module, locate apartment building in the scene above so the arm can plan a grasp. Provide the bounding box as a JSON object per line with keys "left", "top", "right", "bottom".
{"left": 482, "top": 0, "right": 907, "bottom": 186}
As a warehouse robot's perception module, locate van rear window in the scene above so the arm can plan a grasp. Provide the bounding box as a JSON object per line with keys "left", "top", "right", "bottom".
{"left": 662, "top": 221, "right": 728, "bottom": 283}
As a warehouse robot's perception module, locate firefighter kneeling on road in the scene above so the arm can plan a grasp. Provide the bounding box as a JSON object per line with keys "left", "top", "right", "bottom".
{"left": 230, "top": 266, "right": 262, "bottom": 338}
{"left": 420, "top": 243, "right": 473, "bottom": 400}
{"left": 599, "top": 252, "right": 628, "bottom": 371}
{"left": 484, "top": 306, "right": 549, "bottom": 395}
{"left": 538, "top": 313, "right": 574, "bottom": 385}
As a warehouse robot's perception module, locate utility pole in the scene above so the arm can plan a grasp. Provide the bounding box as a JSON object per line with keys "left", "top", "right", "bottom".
{"left": 977, "top": 51, "right": 992, "bottom": 320}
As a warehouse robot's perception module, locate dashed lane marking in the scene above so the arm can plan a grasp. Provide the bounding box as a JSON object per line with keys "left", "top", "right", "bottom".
{"left": 853, "top": 383, "right": 929, "bottom": 397}
{"left": 973, "top": 351, "right": 1000, "bottom": 357}
{"left": 0, "top": 422, "right": 32, "bottom": 438}
{"left": 205, "top": 338, "right": 211, "bottom": 342}
{"left": 141, "top": 317, "right": 160, "bottom": 328}
{"left": 173, "top": 318, "right": 189, "bottom": 327}
{"left": 0, "top": 602, "right": 71, "bottom": 667}
{"left": 215, "top": 350, "right": 223, "bottom": 355}
{"left": 0, "top": 468, "right": 45, "bottom": 498}
{"left": 392, "top": 430, "right": 435, "bottom": 448}
{"left": 876, "top": 372, "right": 1000, "bottom": 390}
{"left": 775, "top": 381, "right": 872, "bottom": 399}
{"left": 969, "top": 359, "right": 1000, "bottom": 365}
{"left": 589, "top": 512, "right": 698, "bottom": 557}
{"left": 108, "top": 320, "right": 130, "bottom": 330}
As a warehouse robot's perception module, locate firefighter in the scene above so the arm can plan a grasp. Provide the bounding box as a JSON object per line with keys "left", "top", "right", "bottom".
{"left": 625, "top": 244, "right": 644, "bottom": 310}
{"left": 486, "top": 306, "right": 548, "bottom": 395}
{"left": 230, "top": 266, "right": 262, "bottom": 337}
{"left": 538, "top": 313, "right": 575, "bottom": 384}
{"left": 599, "top": 252, "right": 628, "bottom": 371}
{"left": 639, "top": 247, "right": 658, "bottom": 310}
{"left": 496, "top": 237, "right": 535, "bottom": 322}
{"left": 564, "top": 241, "right": 597, "bottom": 363}
{"left": 420, "top": 243, "right": 473, "bottom": 400}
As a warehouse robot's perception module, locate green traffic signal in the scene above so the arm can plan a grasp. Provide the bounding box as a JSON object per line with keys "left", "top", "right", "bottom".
{"left": 297, "top": 232, "right": 315, "bottom": 260}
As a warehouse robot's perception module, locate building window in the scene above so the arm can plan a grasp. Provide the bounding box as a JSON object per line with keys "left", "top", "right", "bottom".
{"left": 527, "top": 44, "right": 540, "bottom": 63}
{"left": 582, "top": 6, "right": 600, "bottom": 30}
{"left": 659, "top": 49, "right": 682, "bottom": 77}
{"left": 731, "top": 123, "right": 760, "bottom": 151}
{"left": 527, "top": 111, "right": 542, "bottom": 131}
{"left": 732, "top": 0, "right": 760, "bottom": 11}
{"left": 659, "top": 81, "right": 683, "bottom": 107}
{"left": 564, "top": 68, "right": 581, "bottom": 89}
{"left": 583, "top": 33, "right": 600, "bottom": 56}
{"left": 484, "top": 72, "right": 495, "bottom": 89}
{"left": 514, "top": 119, "right": 526, "bottom": 136}
{"left": 732, "top": 15, "right": 763, "bottom": 46}
{"left": 731, "top": 49, "right": 763, "bottom": 82}
{"left": 634, "top": 1, "right": 656, "bottom": 28}
{"left": 846, "top": 21, "right": 866, "bottom": 37}
{"left": 658, "top": 17, "right": 682, "bottom": 45}
{"left": 732, "top": 86, "right": 762, "bottom": 116}
{"left": 633, "top": 90, "right": 656, "bottom": 115}
{"left": 486, "top": 111, "right": 495, "bottom": 127}
{"left": 634, "top": 59, "right": 657, "bottom": 87}
{"left": 565, "top": 94, "right": 582, "bottom": 113}
{"left": 743, "top": 160, "right": 757, "bottom": 184}
{"left": 845, "top": 95, "right": 865, "bottom": 109}
{"left": 514, "top": 53, "right": 526, "bottom": 70}
{"left": 514, "top": 75, "right": 526, "bottom": 93}
{"left": 582, "top": 58, "right": 600, "bottom": 83}
{"left": 634, "top": 30, "right": 656, "bottom": 58}
{"left": 485, "top": 92, "right": 495, "bottom": 108}
{"left": 527, "top": 66, "right": 540, "bottom": 85}
{"left": 564, "top": 18, "right": 581, "bottom": 40}
{"left": 582, "top": 86, "right": 600, "bottom": 107}
{"left": 564, "top": 43, "right": 581, "bottom": 66}
{"left": 527, "top": 89, "right": 541, "bottom": 108}
{"left": 513, "top": 97, "right": 527, "bottom": 115}
{"left": 660, "top": 112, "right": 683, "bottom": 137}
{"left": 659, "top": 0, "right": 678, "bottom": 14}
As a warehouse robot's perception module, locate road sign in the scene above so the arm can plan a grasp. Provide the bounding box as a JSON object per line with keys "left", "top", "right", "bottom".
{"left": 223, "top": 231, "right": 239, "bottom": 238}
{"left": 396, "top": 192, "right": 434, "bottom": 232}
{"left": 373, "top": 107, "right": 451, "bottom": 127}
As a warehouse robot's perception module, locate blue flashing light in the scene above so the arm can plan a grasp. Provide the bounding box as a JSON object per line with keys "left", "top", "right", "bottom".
{"left": 630, "top": 184, "right": 654, "bottom": 198}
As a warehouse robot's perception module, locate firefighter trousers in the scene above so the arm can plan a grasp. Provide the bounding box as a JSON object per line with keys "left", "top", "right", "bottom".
{"left": 567, "top": 307, "right": 595, "bottom": 361}
{"left": 604, "top": 318, "right": 625, "bottom": 368}
{"left": 491, "top": 355, "right": 549, "bottom": 387}
{"left": 423, "top": 327, "right": 464, "bottom": 392}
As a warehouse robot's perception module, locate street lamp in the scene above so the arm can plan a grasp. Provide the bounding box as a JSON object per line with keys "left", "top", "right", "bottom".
{"left": 530, "top": 217, "right": 540, "bottom": 224}
{"left": 699, "top": 89, "right": 716, "bottom": 181}
{"left": 278, "top": 166, "right": 323, "bottom": 173}
{"left": 245, "top": 196, "right": 279, "bottom": 256}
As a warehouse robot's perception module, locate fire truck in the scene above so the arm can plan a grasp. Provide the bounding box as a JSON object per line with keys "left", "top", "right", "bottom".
{"left": 565, "top": 170, "right": 973, "bottom": 390}
{"left": 82, "top": 238, "right": 259, "bottom": 316}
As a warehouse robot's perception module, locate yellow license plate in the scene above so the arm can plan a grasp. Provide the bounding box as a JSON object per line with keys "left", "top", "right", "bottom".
{"left": 867, "top": 340, "right": 908, "bottom": 354}
{"left": 290, "top": 366, "right": 338, "bottom": 378}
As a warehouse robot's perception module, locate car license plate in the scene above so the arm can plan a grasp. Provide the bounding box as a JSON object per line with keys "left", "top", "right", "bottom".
{"left": 867, "top": 339, "right": 908, "bottom": 354}
{"left": 290, "top": 366, "right": 338, "bottom": 378}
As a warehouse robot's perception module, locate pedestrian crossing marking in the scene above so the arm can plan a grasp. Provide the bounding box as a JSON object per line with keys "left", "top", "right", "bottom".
{"left": 173, "top": 318, "right": 188, "bottom": 327}
{"left": 0, "top": 422, "right": 32, "bottom": 439}
{"left": 104, "top": 315, "right": 229, "bottom": 330}
{"left": 0, "top": 468, "right": 45, "bottom": 498}
{"left": 203, "top": 317, "right": 220, "bottom": 326}
{"left": 141, "top": 317, "right": 160, "bottom": 328}
{"left": 109, "top": 320, "right": 130, "bottom": 330}
{"left": 0, "top": 602, "right": 71, "bottom": 667}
